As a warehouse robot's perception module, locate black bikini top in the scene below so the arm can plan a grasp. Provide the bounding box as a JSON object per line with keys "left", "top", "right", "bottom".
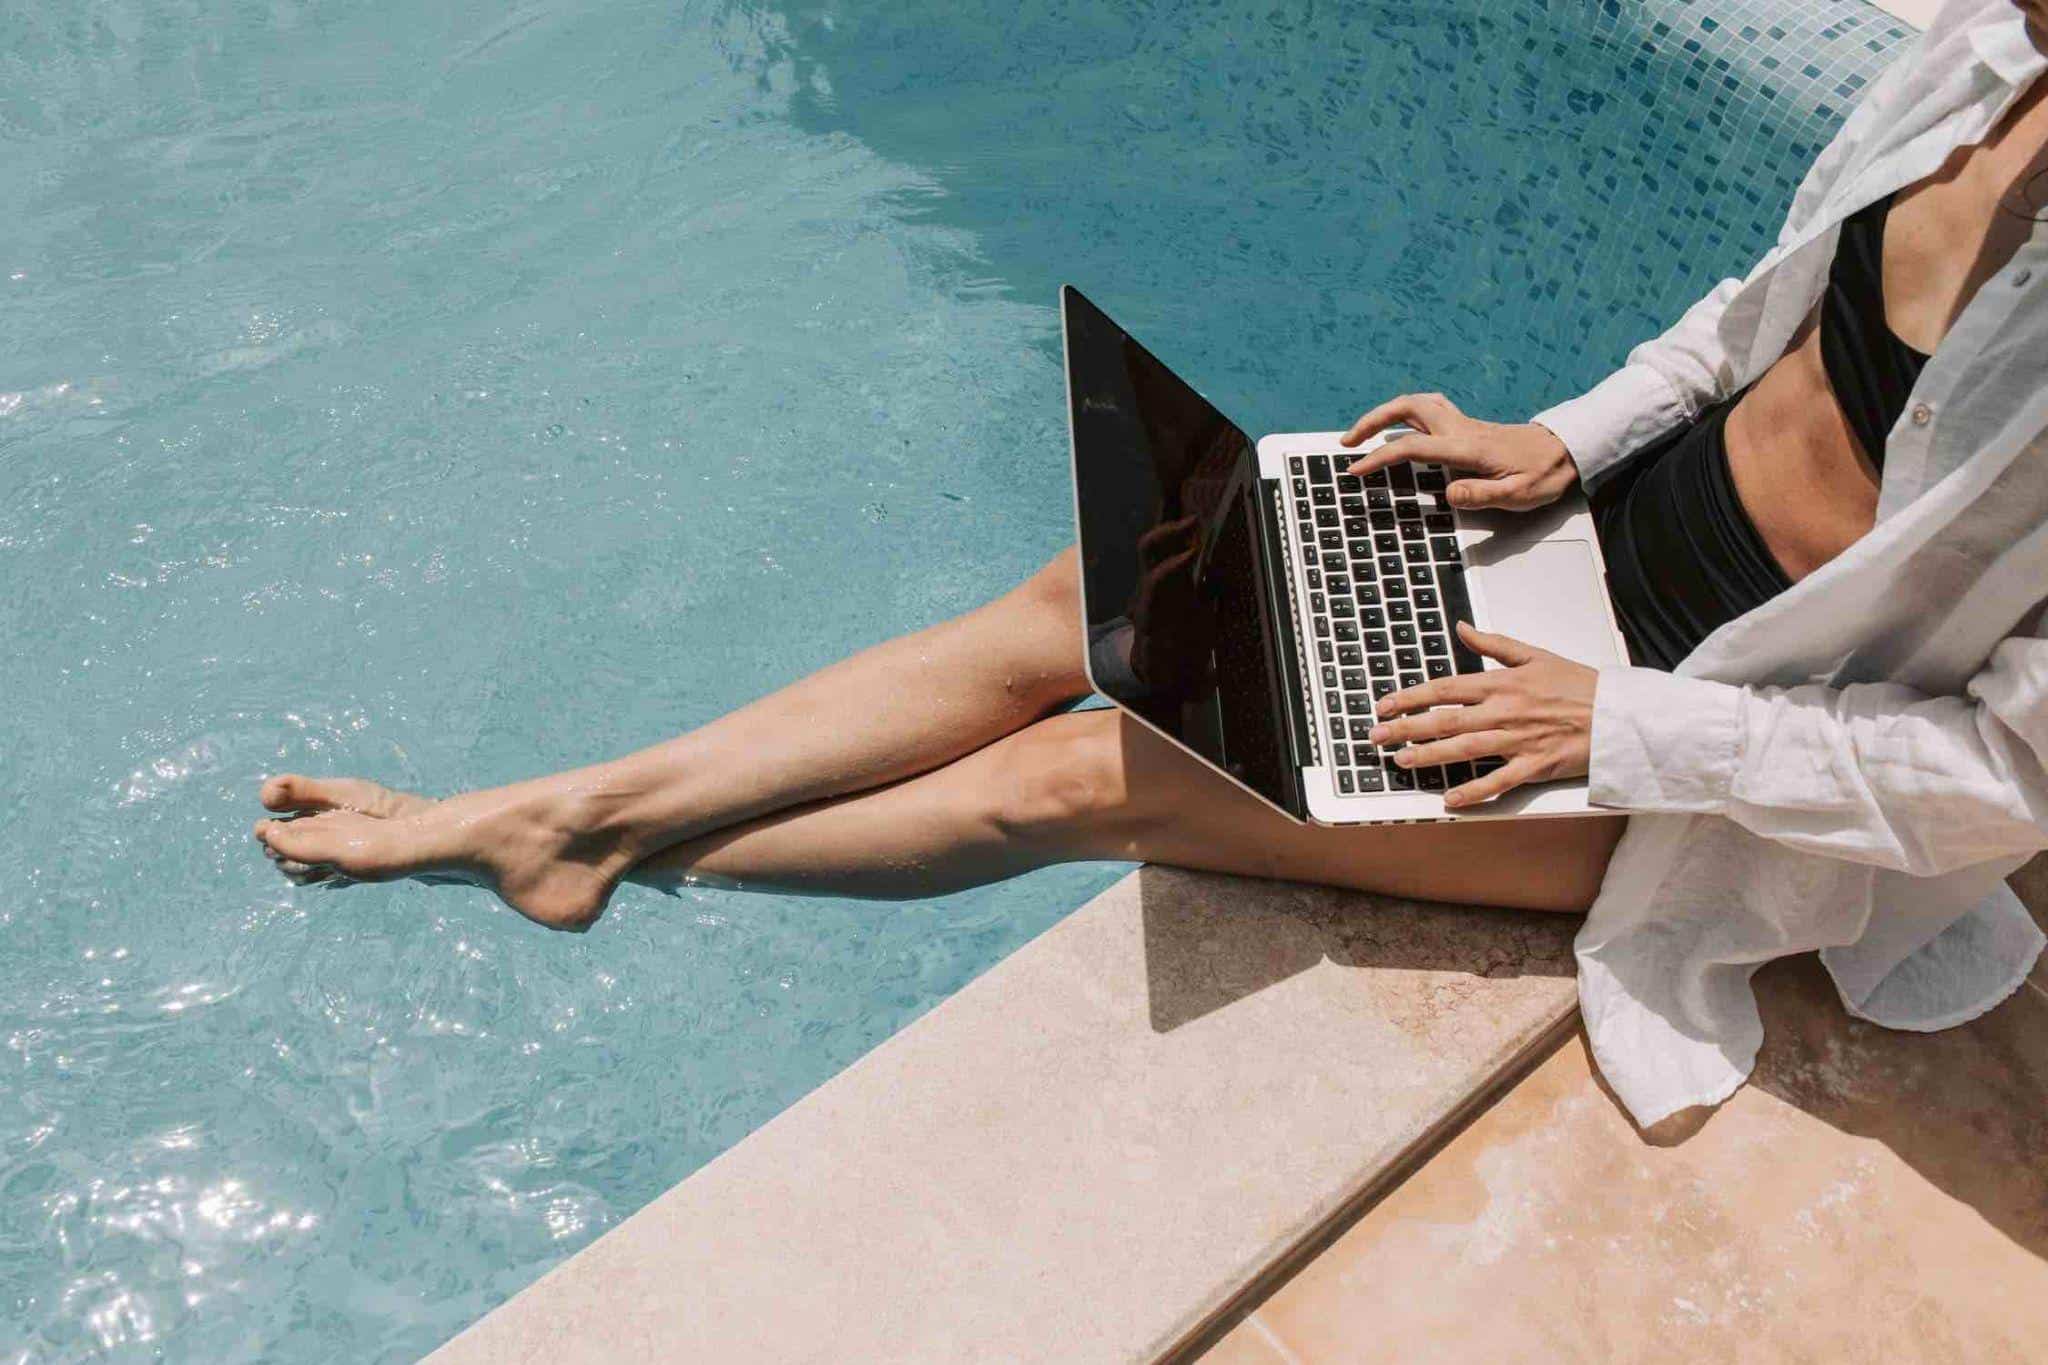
{"left": 1819, "top": 193, "right": 1930, "bottom": 471}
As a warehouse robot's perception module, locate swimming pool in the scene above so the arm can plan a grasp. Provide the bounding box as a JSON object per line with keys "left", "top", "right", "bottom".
{"left": 0, "top": 0, "right": 1903, "bottom": 1357}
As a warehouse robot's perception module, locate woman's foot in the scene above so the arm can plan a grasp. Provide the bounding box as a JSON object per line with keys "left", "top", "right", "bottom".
{"left": 253, "top": 774, "right": 642, "bottom": 931}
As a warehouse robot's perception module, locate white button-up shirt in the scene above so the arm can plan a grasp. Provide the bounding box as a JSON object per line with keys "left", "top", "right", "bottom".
{"left": 1530, "top": 0, "right": 2048, "bottom": 1126}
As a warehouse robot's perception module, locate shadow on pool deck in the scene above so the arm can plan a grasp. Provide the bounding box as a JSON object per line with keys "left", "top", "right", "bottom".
{"left": 1137, "top": 865, "right": 1575, "bottom": 1033}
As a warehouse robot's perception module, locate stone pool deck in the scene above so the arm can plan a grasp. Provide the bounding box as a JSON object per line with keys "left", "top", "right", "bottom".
{"left": 1199, "top": 868, "right": 2048, "bottom": 1364}
{"left": 426, "top": 866, "right": 1583, "bottom": 1363}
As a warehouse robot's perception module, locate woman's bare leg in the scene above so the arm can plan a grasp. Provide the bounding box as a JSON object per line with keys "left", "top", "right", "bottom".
{"left": 254, "top": 550, "right": 1092, "bottom": 924}
{"left": 631, "top": 708, "right": 1625, "bottom": 913}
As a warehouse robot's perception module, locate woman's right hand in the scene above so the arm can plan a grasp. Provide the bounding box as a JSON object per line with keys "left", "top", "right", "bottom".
{"left": 1339, "top": 392, "right": 1582, "bottom": 512}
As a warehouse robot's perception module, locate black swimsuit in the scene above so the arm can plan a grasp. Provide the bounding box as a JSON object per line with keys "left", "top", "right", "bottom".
{"left": 1592, "top": 194, "right": 1931, "bottom": 670}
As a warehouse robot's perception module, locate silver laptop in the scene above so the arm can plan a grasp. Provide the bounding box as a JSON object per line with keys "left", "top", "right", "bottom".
{"left": 1061, "top": 285, "right": 1629, "bottom": 825}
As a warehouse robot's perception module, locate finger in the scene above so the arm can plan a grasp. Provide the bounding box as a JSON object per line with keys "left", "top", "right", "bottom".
{"left": 1374, "top": 673, "right": 1492, "bottom": 720}
{"left": 1344, "top": 432, "right": 1501, "bottom": 480}
{"left": 1341, "top": 392, "right": 1461, "bottom": 447}
{"left": 1458, "top": 620, "right": 1543, "bottom": 667}
{"left": 1389, "top": 729, "right": 1515, "bottom": 770}
{"left": 1443, "top": 756, "right": 1544, "bottom": 810}
{"left": 1341, "top": 430, "right": 1445, "bottom": 477}
{"left": 1369, "top": 702, "right": 1494, "bottom": 746}
{"left": 1444, "top": 475, "right": 1531, "bottom": 510}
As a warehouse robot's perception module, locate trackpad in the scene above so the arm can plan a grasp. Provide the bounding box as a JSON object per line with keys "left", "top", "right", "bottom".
{"left": 1473, "top": 540, "right": 1623, "bottom": 668}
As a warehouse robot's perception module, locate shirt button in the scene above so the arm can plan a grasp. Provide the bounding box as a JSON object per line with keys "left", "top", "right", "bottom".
{"left": 2016, "top": 267, "right": 2034, "bottom": 287}
{"left": 1910, "top": 402, "right": 1933, "bottom": 426}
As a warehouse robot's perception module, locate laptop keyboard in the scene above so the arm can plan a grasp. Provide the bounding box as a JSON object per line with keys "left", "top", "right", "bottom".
{"left": 1286, "top": 453, "right": 1503, "bottom": 798}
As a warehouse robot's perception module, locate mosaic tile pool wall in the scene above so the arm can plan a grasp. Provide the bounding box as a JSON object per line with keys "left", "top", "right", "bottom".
{"left": 0, "top": 0, "right": 1906, "bottom": 1358}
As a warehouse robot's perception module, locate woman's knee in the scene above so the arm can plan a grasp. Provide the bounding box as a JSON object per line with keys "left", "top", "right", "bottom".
{"left": 1013, "top": 545, "right": 1081, "bottom": 622}
{"left": 989, "top": 545, "right": 1088, "bottom": 698}
{"left": 983, "top": 712, "right": 1132, "bottom": 843}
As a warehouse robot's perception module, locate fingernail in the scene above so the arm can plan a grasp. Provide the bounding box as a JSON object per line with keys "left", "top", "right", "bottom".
{"left": 1444, "top": 792, "right": 1464, "bottom": 808}
{"left": 1368, "top": 725, "right": 1387, "bottom": 742}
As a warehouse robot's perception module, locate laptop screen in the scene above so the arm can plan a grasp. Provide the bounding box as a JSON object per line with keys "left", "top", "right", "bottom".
{"left": 1061, "top": 286, "right": 1297, "bottom": 813}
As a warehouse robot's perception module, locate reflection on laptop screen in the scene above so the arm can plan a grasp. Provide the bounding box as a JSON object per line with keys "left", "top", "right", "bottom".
{"left": 1062, "top": 287, "right": 1294, "bottom": 810}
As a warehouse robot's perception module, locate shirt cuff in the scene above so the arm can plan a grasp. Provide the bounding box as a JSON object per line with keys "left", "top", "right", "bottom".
{"left": 1588, "top": 667, "right": 1744, "bottom": 813}
{"left": 1529, "top": 363, "right": 1690, "bottom": 490}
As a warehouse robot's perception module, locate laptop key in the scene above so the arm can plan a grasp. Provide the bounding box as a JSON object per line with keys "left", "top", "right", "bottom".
{"left": 1340, "top": 668, "right": 1368, "bottom": 690}
{"left": 1337, "top": 644, "right": 1363, "bottom": 666}
{"left": 1366, "top": 488, "right": 1391, "bottom": 509}
{"left": 1358, "top": 607, "right": 1385, "bottom": 630}
{"left": 1403, "top": 541, "right": 1430, "bottom": 565}
{"left": 1317, "top": 639, "right": 1334, "bottom": 663}
{"left": 1417, "top": 767, "right": 1447, "bottom": 791}
{"left": 1312, "top": 485, "right": 1336, "bottom": 506}
{"left": 1387, "top": 599, "right": 1412, "bottom": 622}
{"left": 1431, "top": 535, "right": 1461, "bottom": 562}
{"left": 1422, "top": 633, "right": 1448, "bottom": 658}
{"left": 1400, "top": 671, "right": 1424, "bottom": 689}
{"left": 1392, "top": 623, "right": 1417, "bottom": 647}
{"left": 1364, "top": 631, "right": 1390, "bottom": 653}
{"left": 1418, "top": 610, "right": 1442, "bottom": 633}
{"left": 1354, "top": 582, "right": 1380, "bottom": 606}
{"left": 1315, "top": 507, "right": 1339, "bottom": 528}
{"left": 1357, "top": 768, "right": 1385, "bottom": 792}
{"left": 1319, "top": 530, "right": 1344, "bottom": 551}
{"left": 1446, "top": 761, "right": 1475, "bottom": 786}
{"left": 1388, "top": 463, "right": 1415, "bottom": 494}
{"left": 1307, "top": 456, "right": 1331, "bottom": 480}
{"left": 1389, "top": 766, "right": 1416, "bottom": 791}
{"left": 1396, "top": 648, "right": 1422, "bottom": 672}
{"left": 1333, "top": 620, "right": 1359, "bottom": 642}
{"left": 1345, "top": 693, "right": 1374, "bottom": 714}
{"left": 1333, "top": 743, "right": 1350, "bottom": 766}
{"left": 1425, "top": 657, "right": 1452, "bottom": 679}
{"left": 1368, "top": 654, "right": 1394, "bottom": 678}
{"left": 1322, "top": 665, "right": 1339, "bottom": 689}
{"left": 1413, "top": 587, "right": 1439, "bottom": 609}
{"left": 1349, "top": 717, "right": 1375, "bottom": 740}
{"left": 1378, "top": 555, "right": 1403, "bottom": 577}
{"left": 1336, "top": 770, "right": 1355, "bottom": 794}
{"left": 1324, "top": 573, "right": 1351, "bottom": 594}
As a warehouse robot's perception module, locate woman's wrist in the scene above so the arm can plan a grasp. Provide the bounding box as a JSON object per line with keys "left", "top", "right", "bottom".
{"left": 1526, "top": 421, "right": 1585, "bottom": 495}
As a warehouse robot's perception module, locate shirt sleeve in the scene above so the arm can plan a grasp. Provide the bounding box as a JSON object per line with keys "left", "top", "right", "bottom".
{"left": 1587, "top": 627, "right": 2048, "bottom": 877}
{"left": 1529, "top": 39, "right": 1923, "bottom": 488}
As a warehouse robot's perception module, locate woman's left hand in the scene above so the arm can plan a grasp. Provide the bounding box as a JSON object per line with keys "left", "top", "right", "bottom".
{"left": 1369, "top": 623, "right": 1598, "bottom": 809}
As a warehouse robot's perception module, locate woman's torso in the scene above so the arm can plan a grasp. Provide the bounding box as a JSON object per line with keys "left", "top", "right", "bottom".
{"left": 1722, "top": 77, "right": 2048, "bottom": 581}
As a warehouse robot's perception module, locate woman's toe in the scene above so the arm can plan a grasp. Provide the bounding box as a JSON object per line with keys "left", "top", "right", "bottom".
{"left": 261, "top": 774, "right": 430, "bottom": 819}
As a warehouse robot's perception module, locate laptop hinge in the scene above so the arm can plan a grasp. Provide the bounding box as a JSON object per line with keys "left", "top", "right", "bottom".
{"left": 1255, "top": 476, "right": 1312, "bottom": 819}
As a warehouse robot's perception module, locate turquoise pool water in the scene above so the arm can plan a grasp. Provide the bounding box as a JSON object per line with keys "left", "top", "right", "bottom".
{"left": 0, "top": 0, "right": 1901, "bottom": 1357}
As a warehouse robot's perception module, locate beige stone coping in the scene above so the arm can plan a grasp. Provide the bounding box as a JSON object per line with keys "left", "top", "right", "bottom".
{"left": 1204, "top": 872, "right": 2048, "bottom": 1363}
{"left": 1868, "top": 0, "right": 1938, "bottom": 29}
{"left": 426, "top": 866, "right": 1580, "bottom": 1363}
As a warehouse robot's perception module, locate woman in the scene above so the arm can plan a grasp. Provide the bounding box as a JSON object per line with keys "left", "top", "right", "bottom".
{"left": 257, "top": 0, "right": 2048, "bottom": 1124}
